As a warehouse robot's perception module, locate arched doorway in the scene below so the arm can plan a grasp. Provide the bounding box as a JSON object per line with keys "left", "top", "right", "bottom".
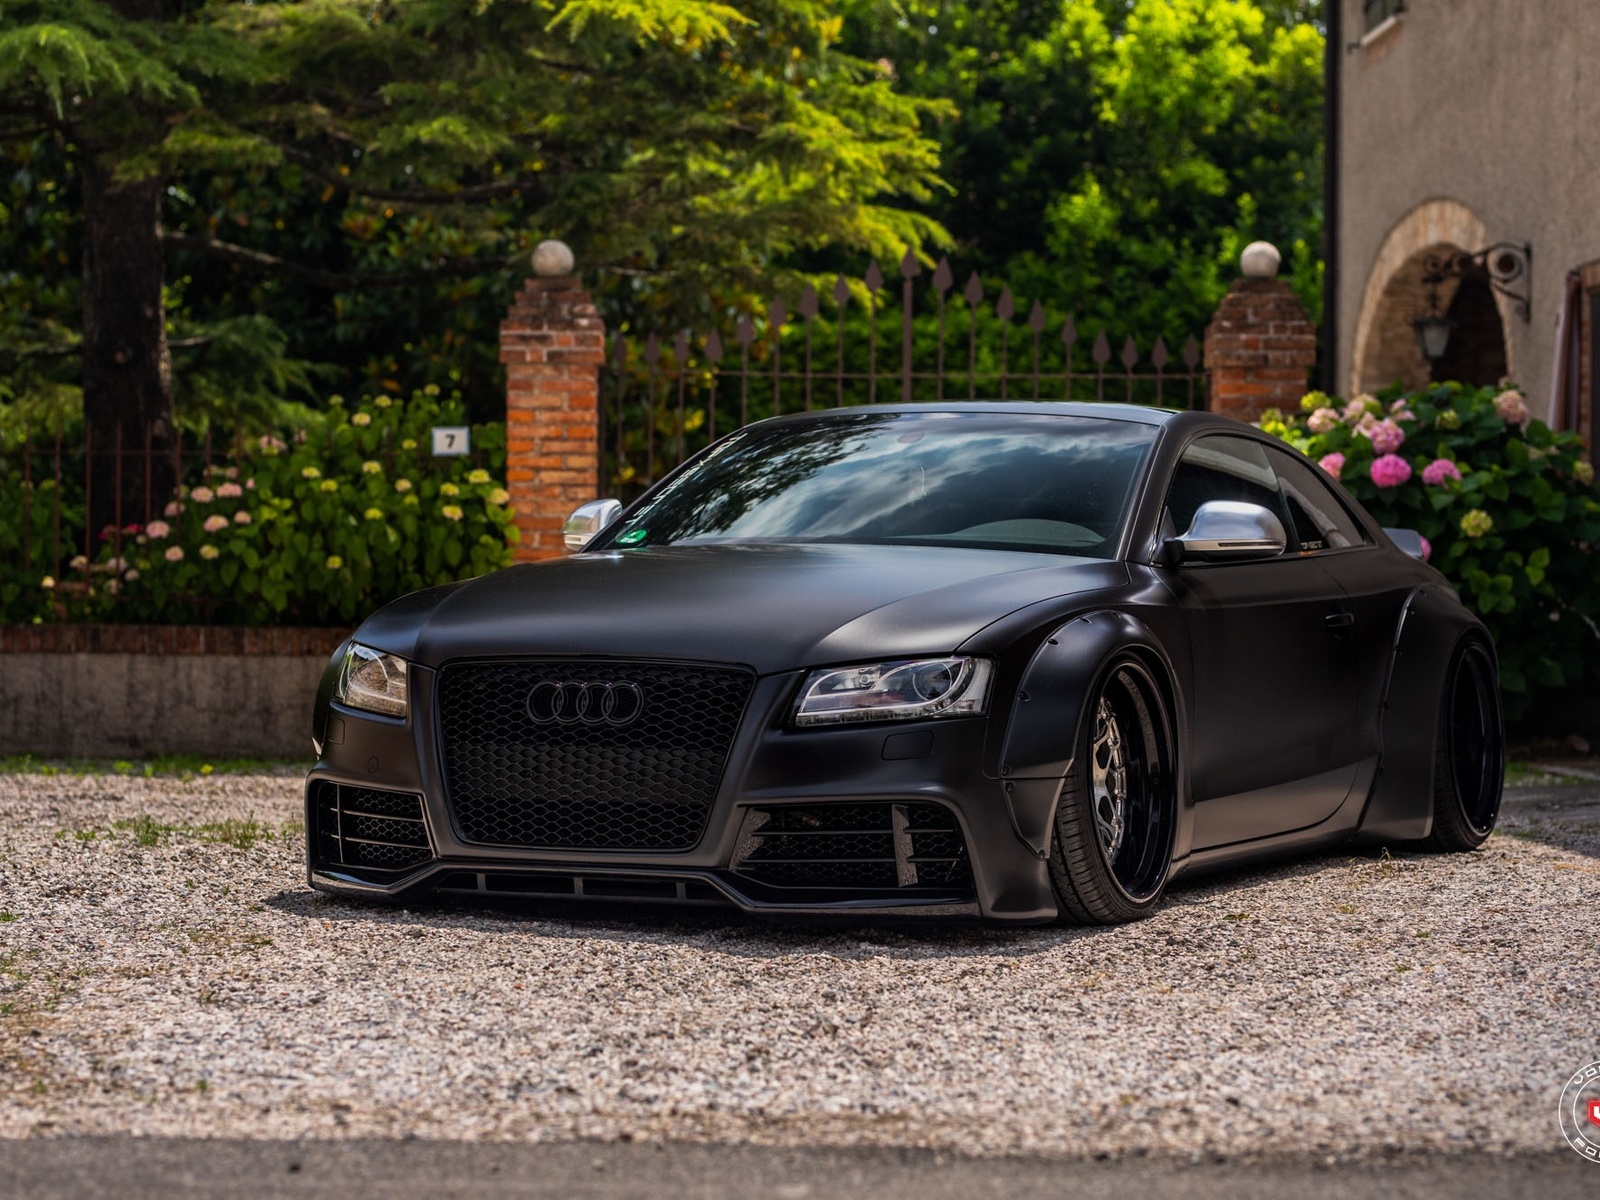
{"left": 1351, "top": 200, "right": 1517, "bottom": 395}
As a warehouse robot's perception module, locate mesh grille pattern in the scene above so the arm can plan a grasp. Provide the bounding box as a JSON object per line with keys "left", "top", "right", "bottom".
{"left": 312, "top": 781, "right": 432, "bottom": 873}
{"left": 437, "top": 660, "right": 754, "bottom": 851}
{"left": 732, "top": 802, "right": 973, "bottom": 893}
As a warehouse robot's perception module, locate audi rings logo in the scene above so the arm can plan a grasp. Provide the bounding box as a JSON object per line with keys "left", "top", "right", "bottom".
{"left": 527, "top": 680, "right": 645, "bottom": 726}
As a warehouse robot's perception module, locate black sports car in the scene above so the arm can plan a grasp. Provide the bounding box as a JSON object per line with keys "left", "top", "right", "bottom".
{"left": 306, "top": 403, "right": 1504, "bottom": 924}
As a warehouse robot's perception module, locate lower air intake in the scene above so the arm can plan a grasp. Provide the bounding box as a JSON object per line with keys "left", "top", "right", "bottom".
{"left": 731, "top": 801, "right": 974, "bottom": 893}
{"left": 312, "top": 782, "right": 432, "bottom": 873}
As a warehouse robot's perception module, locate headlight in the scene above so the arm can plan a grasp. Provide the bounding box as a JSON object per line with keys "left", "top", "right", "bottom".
{"left": 335, "top": 643, "right": 409, "bottom": 718}
{"left": 793, "top": 657, "right": 993, "bottom": 727}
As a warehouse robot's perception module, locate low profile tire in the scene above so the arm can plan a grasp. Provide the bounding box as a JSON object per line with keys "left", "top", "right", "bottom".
{"left": 1048, "top": 655, "right": 1177, "bottom": 924}
{"left": 1424, "top": 638, "right": 1504, "bottom": 852}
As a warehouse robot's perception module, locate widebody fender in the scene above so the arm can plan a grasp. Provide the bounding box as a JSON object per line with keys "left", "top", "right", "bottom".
{"left": 998, "top": 610, "right": 1185, "bottom": 859}
{"left": 1358, "top": 585, "right": 1490, "bottom": 842}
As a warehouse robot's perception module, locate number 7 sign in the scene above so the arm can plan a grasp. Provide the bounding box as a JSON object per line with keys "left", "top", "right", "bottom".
{"left": 432, "top": 426, "right": 470, "bottom": 457}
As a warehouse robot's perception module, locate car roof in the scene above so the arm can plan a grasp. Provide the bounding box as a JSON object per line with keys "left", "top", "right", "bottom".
{"left": 755, "top": 401, "right": 1230, "bottom": 430}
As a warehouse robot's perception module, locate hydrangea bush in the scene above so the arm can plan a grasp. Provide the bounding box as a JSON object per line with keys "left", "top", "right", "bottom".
{"left": 1264, "top": 382, "right": 1600, "bottom": 717}
{"left": 25, "top": 388, "right": 517, "bottom": 626}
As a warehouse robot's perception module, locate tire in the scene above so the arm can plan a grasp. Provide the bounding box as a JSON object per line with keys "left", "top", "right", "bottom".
{"left": 1047, "top": 655, "right": 1177, "bottom": 924}
{"left": 1424, "top": 638, "right": 1504, "bottom": 852}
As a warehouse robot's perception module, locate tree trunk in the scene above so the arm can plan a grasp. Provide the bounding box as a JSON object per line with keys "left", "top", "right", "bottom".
{"left": 80, "top": 154, "right": 173, "bottom": 545}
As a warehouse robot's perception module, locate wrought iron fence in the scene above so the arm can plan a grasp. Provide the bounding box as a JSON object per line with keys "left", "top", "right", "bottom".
{"left": 600, "top": 250, "right": 1205, "bottom": 500}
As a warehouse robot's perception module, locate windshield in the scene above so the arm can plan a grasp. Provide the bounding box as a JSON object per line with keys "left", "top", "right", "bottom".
{"left": 592, "top": 411, "right": 1157, "bottom": 558}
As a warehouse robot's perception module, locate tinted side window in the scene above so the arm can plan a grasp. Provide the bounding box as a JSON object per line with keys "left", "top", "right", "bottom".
{"left": 1165, "top": 435, "right": 1291, "bottom": 543}
{"left": 1265, "top": 446, "right": 1370, "bottom": 553}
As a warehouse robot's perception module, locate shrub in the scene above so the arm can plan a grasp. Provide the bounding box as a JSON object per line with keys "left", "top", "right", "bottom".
{"left": 11, "top": 388, "right": 517, "bottom": 626}
{"left": 1266, "top": 382, "right": 1600, "bottom": 718}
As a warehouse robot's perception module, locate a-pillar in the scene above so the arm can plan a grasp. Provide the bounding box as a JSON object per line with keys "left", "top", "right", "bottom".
{"left": 1204, "top": 242, "right": 1319, "bottom": 423}
{"left": 499, "top": 241, "right": 606, "bottom": 561}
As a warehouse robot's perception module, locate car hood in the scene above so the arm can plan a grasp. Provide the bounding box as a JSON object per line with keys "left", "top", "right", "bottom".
{"left": 355, "top": 543, "right": 1128, "bottom": 674}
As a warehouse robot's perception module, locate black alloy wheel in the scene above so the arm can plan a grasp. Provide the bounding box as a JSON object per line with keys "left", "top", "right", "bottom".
{"left": 1425, "top": 639, "right": 1504, "bottom": 851}
{"left": 1048, "top": 655, "right": 1176, "bottom": 924}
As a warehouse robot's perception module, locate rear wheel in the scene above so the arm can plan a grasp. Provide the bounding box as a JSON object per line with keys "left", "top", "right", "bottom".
{"left": 1424, "top": 639, "right": 1504, "bottom": 851}
{"left": 1048, "top": 656, "right": 1176, "bottom": 924}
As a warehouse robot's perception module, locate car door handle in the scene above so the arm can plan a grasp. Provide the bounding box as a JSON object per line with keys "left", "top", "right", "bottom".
{"left": 1324, "top": 611, "right": 1356, "bottom": 629}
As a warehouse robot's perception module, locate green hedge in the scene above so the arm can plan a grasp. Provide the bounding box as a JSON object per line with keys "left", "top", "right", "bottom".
{"left": 4, "top": 388, "right": 517, "bottom": 626}
{"left": 1265, "top": 382, "right": 1600, "bottom": 718}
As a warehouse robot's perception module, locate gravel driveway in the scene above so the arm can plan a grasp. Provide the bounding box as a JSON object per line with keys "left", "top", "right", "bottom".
{"left": 0, "top": 770, "right": 1595, "bottom": 1162}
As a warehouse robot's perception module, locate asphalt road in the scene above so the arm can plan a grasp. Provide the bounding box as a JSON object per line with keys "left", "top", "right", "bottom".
{"left": 0, "top": 1138, "right": 1593, "bottom": 1200}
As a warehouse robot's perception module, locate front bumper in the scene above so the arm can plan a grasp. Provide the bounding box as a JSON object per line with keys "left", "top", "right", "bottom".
{"left": 307, "top": 665, "right": 1063, "bottom": 922}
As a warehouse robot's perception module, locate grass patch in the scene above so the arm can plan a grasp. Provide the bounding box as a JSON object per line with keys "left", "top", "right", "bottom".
{"left": 109, "top": 813, "right": 276, "bottom": 850}
{"left": 0, "top": 753, "right": 309, "bottom": 778}
{"left": 0, "top": 913, "right": 16, "bottom": 923}
{"left": 1505, "top": 761, "right": 1588, "bottom": 788}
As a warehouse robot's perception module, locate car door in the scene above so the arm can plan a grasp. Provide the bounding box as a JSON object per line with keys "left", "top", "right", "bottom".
{"left": 1263, "top": 443, "right": 1409, "bottom": 769}
{"left": 1158, "top": 434, "right": 1362, "bottom": 849}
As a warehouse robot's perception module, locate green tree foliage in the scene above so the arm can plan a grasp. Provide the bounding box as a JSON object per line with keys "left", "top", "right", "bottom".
{"left": 0, "top": 0, "right": 946, "bottom": 430}
{"left": 839, "top": 0, "right": 1324, "bottom": 340}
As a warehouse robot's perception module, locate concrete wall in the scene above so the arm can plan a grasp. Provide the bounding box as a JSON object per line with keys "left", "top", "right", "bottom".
{"left": 0, "top": 627, "right": 347, "bottom": 759}
{"left": 1338, "top": 0, "right": 1600, "bottom": 426}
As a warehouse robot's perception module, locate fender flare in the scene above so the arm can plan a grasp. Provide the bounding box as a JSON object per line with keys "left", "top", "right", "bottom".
{"left": 998, "top": 611, "right": 1183, "bottom": 858}
{"left": 1358, "top": 585, "right": 1494, "bottom": 842}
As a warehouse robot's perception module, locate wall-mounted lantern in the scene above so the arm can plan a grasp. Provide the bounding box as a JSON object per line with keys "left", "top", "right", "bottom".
{"left": 1411, "top": 242, "right": 1531, "bottom": 363}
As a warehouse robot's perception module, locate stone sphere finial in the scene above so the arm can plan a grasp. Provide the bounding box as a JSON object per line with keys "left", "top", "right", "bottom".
{"left": 532, "top": 239, "right": 575, "bottom": 277}
{"left": 1240, "top": 241, "right": 1281, "bottom": 279}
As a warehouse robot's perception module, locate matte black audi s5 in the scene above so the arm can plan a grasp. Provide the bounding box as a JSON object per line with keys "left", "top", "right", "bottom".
{"left": 307, "top": 403, "right": 1505, "bottom": 924}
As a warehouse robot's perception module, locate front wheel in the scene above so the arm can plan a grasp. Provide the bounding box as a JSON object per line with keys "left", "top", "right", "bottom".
{"left": 1047, "top": 655, "right": 1177, "bottom": 924}
{"left": 1424, "top": 638, "right": 1504, "bottom": 852}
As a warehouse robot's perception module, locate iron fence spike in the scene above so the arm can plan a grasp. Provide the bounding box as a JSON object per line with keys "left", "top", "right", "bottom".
{"left": 996, "top": 286, "right": 1015, "bottom": 321}
{"left": 1151, "top": 336, "right": 1169, "bottom": 369}
{"left": 864, "top": 261, "right": 884, "bottom": 291}
{"left": 799, "top": 283, "right": 819, "bottom": 319}
{"left": 644, "top": 332, "right": 660, "bottom": 361}
{"left": 1092, "top": 330, "right": 1111, "bottom": 365}
{"left": 899, "top": 248, "right": 921, "bottom": 278}
{"left": 1120, "top": 335, "right": 1138, "bottom": 369}
{"left": 1060, "top": 314, "right": 1078, "bottom": 346}
{"left": 612, "top": 333, "right": 629, "bottom": 367}
{"left": 769, "top": 298, "right": 787, "bottom": 328}
{"left": 932, "top": 257, "right": 953, "bottom": 293}
{"left": 1184, "top": 335, "right": 1201, "bottom": 368}
{"left": 963, "top": 271, "right": 983, "bottom": 306}
{"left": 736, "top": 314, "right": 756, "bottom": 346}
{"left": 706, "top": 329, "right": 724, "bottom": 362}
{"left": 1028, "top": 300, "right": 1047, "bottom": 332}
{"left": 673, "top": 331, "right": 690, "bottom": 364}
{"left": 832, "top": 275, "right": 851, "bottom": 306}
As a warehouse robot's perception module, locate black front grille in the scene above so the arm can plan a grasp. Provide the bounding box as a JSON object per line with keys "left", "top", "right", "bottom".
{"left": 731, "top": 802, "right": 974, "bottom": 892}
{"left": 436, "top": 660, "right": 754, "bottom": 851}
{"left": 312, "top": 782, "right": 433, "bottom": 872}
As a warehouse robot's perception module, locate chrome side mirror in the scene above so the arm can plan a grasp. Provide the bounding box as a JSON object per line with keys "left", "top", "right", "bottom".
{"left": 563, "top": 499, "right": 623, "bottom": 551}
{"left": 1168, "top": 500, "right": 1287, "bottom": 563}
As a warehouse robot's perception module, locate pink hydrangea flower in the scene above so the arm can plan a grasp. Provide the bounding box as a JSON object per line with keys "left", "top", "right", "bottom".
{"left": 1493, "top": 389, "right": 1529, "bottom": 426}
{"left": 1307, "top": 407, "right": 1339, "bottom": 434}
{"left": 1342, "top": 399, "right": 1368, "bottom": 422}
{"left": 1370, "top": 453, "right": 1413, "bottom": 488}
{"left": 217, "top": 482, "right": 243, "bottom": 499}
{"left": 233, "top": 510, "right": 252, "bottom": 525}
{"left": 1365, "top": 419, "right": 1406, "bottom": 455}
{"left": 145, "top": 520, "right": 171, "bottom": 540}
{"left": 1418, "top": 535, "right": 1431, "bottom": 562}
{"left": 163, "top": 501, "right": 185, "bottom": 518}
{"left": 1421, "top": 458, "right": 1462, "bottom": 486}
{"left": 1318, "top": 452, "right": 1346, "bottom": 479}
{"left": 190, "top": 486, "right": 215, "bottom": 504}
{"left": 203, "top": 514, "right": 229, "bottom": 533}
{"left": 164, "top": 546, "right": 185, "bottom": 563}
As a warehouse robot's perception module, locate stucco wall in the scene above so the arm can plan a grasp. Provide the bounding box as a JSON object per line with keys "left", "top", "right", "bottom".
{"left": 1338, "top": 0, "right": 1600, "bottom": 418}
{"left": 0, "top": 627, "right": 347, "bottom": 759}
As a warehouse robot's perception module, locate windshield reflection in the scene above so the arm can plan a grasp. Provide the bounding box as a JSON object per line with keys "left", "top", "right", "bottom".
{"left": 594, "top": 412, "right": 1156, "bottom": 558}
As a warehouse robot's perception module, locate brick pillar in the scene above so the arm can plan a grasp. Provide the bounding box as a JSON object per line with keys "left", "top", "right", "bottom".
{"left": 499, "top": 242, "right": 606, "bottom": 562}
{"left": 1203, "top": 242, "right": 1318, "bottom": 423}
